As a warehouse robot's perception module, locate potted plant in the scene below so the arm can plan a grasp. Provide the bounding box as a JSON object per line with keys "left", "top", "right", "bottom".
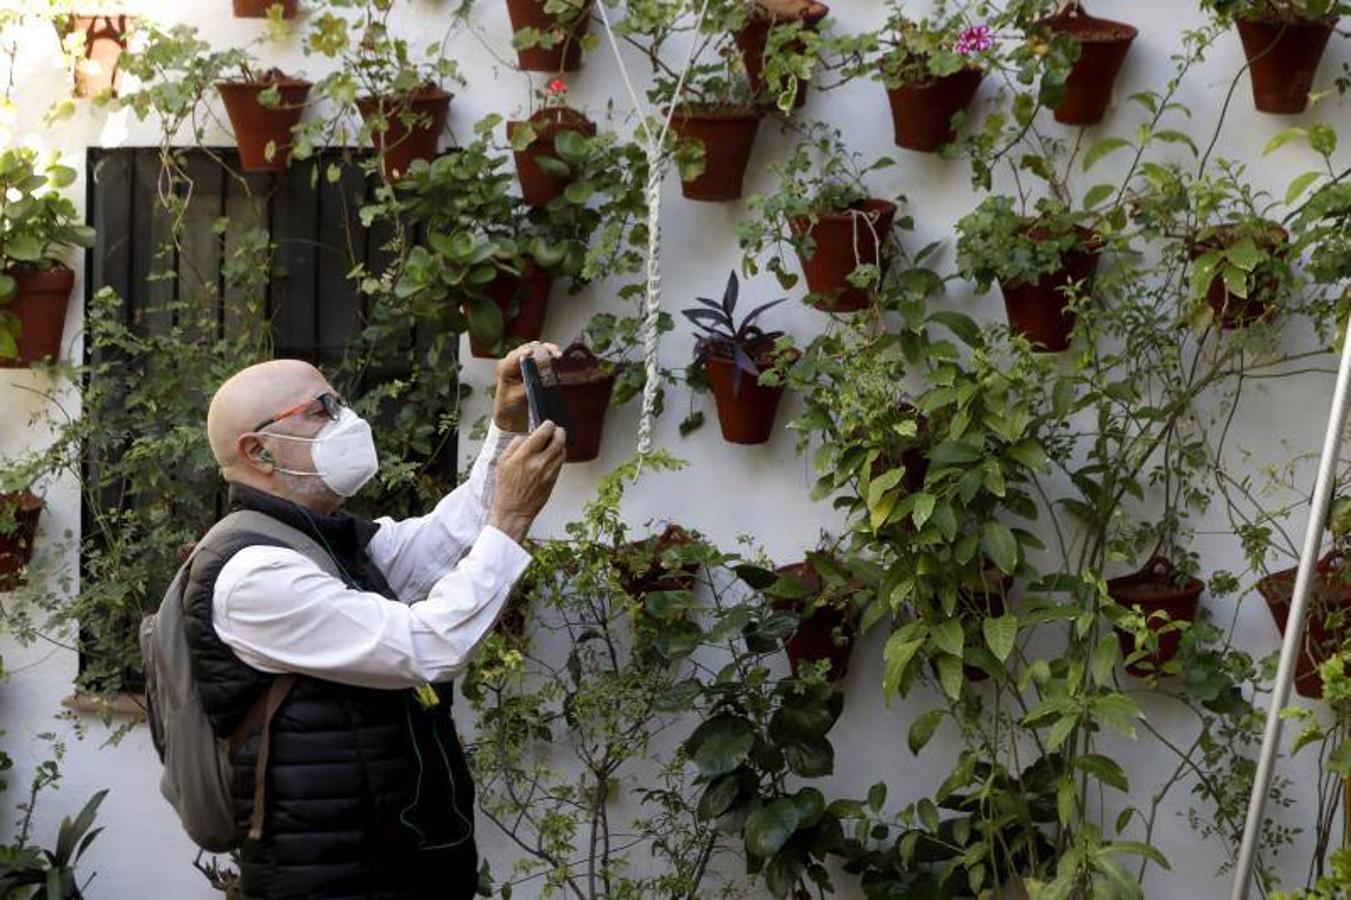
{"left": 507, "top": 77, "right": 597, "bottom": 208}
{"left": 957, "top": 195, "right": 1101, "bottom": 352}
{"left": 0, "top": 149, "right": 96, "bottom": 369}
{"left": 216, "top": 66, "right": 312, "bottom": 173}
{"left": 742, "top": 131, "right": 898, "bottom": 312}
{"left": 1204, "top": 0, "right": 1345, "bottom": 113}
{"left": 770, "top": 554, "right": 858, "bottom": 682}
{"left": 1108, "top": 556, "right": 1205, "bottom": 677}
{"left": 506, "top": 0, "right": 593, "bottom": 72}
{"left": 867, "top": 10, "right": 990, "bottom": 152}
{"left": 554, "top": 341, "right": 622, "bottom": 462}
{"left": 54, "top": 13, "right": 133, "bottom": 98}
{"left": 0, "top": 488, "right": 44, "bottom": 592}
{"left": 357, "top": 82, "right": 453, "bottom": 182}
{"left": 732, "top": 1, "right": 830, "bottom": 111}
{"left": 1188, "top": 219, "right": 1291, "bottom": 329}
{"left": 615, "top": 523, "right": 699, "bottom": 596}
{"left": 683, "top": 271, "right": 797, "bottom": 445}
{"left": 1037, "top": 1, "right": 1138, "bottom": 126}
{"left": 233, "top": 0, "right": 298, "bottom": 18}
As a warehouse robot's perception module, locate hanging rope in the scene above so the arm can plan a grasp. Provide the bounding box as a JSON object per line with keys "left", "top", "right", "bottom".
{"left": 593, "top": 0, "right": 714, "bottom": 461}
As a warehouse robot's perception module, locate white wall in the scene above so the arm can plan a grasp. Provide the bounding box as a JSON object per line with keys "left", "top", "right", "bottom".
{"left": 1, "top": 1, "right": 1347, "bottom": 896}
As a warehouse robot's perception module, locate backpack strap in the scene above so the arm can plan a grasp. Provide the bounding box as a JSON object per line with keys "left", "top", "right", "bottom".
{"left": 187, "top": 506, "right": 351, "bottom": 843}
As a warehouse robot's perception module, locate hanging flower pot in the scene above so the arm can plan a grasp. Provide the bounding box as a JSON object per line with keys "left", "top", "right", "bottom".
{"left": 702, "top": 339, "right": 798, "bottom": 445}
{"left": 1235, "top": 14, "right": 1337, "bottom": 114}
{"left": 1108, "top": 556, "right": 1204, "bottom": 677}
{"left": 56, "top": 14, "right": 131, "bottom": 98}
{"left": 773, "top": 561, "right": 856, "bottom": 682}
{"left": 0, "top": 490, "right": 44, "bottom": 592}
{"left": 998, "top": 225, "right": 1101, "bottom": 352}
{"left": 733, "top": 3, "right": 829, "bottom": 109}
{"left": 0, "top": 267, "right": 76, "bottom": 369}
{"left": 791, "top": 199, "right": 896, "bottom": 312}
{"left": 216, "top": 71, "right": 311, "bottom": 173}
{"left": 505, "top": 0, "right": 592, "bottom": 72}
{"left": 233, "top": 0, "right": 298, "bottom": 18}
{"left": 959, "top": 561, "right": 1014, "bottom": 682}
{"left": 1188, "top": 222, "right": 1289, "bottom": 329}
{"left": 1259, "top": 554, "right": 1351, "bottom": 699}
{"left": 507, "top": 107, "right": 596, "bottom": 208}
{"left": 468, "top": 260, "right": 554, "bottom": 359}
{"left": 554, "top": 342, "right": 618, "bottom": 463}
{"left": 1041, "top": 4, "right": 1137, "bottom": 126}
{"left": 885, "top": 68, "right": 984, "bottom": 152}
{"left": 617, "top": 524, "right": 699, "bottom": 597}
{"left": 665, "top": 106, "right": 765, "bottom": 202}
{"left": 356, "top": 85, "right": 453, "bottom": 182}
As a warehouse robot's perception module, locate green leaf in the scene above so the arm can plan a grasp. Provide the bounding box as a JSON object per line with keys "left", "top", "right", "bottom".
{"left": 1076, "top": 754, "right": 1129, "bottom": 792}
{"left": 911, "top": 492, "right": 936, "bottom": 529}
{"left": 1286, "top": 170, "right": 1321, "bottom": 204}
{"left": 983, "top": 614, "right": 1017, "bottom": 663}
{"left": 562, "top": 180, "right": 594, "bottom": 204}
{"left": 935, "top": 654, "right": 964, "bottom": 699}
{"left": 1091, "top": 636, "right": 1119, "bottom": 686}
{"left": 932, "top": 619, "right": 964, "bottom": 657}
{"left": 883, "top": 635, "right": 925, "bottom": 700}
{"left": 554, "top": 128, "right": 590, "bottom": 162}
{"left": 908, "top": 709, "right": 944, "bottom": 755}
{"left": 982, "top": 521, "right": 1018, "bottom": 575}
{"left": 1263, "top": 127, "right": 1307, "bottom": 156}
{"left": 684, "top": 713, "right": 756, "bottom": 778}
{"left": 1083, "top": 183, "right": 1115, "bottom": 210}
{"left": 745, "top": 798, "right": 801, "bottom": 859}
{"left": 1083, "top": 137, "right": 1132, "bottom": 171}
{"left": 697, "top": 773, "right": 742, "bottom": 820}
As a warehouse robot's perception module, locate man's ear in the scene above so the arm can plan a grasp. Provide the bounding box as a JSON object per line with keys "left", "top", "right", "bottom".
{"left": 238, "top": 433, "right": 272, "bottom": 470}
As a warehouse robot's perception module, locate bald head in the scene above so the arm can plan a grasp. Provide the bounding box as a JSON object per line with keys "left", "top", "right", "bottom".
{"left": 207, "top": 359, "right": 331, "bottom": 474}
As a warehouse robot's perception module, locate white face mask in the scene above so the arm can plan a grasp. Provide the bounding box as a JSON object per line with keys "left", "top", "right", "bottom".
{"left": 257, "top": 407, "right": 380, "bottom": 498}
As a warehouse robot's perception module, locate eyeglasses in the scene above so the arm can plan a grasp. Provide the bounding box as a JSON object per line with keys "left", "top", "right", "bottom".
{"left": 252, "top": 391, "right": 347, "bottom": 434}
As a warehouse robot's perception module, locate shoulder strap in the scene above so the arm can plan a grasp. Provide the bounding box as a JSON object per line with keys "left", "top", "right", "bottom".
{"left": 185, "top": 506, "right": 347, "bottom": 844}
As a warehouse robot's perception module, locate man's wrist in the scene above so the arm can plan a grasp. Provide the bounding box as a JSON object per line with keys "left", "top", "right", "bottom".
{"left": 488, "top": 511, "right": 531, "bottom": 544}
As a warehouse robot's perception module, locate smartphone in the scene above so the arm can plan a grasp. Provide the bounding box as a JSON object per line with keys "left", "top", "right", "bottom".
{"left": 519, "top": 352, "right": 575, "bottom": 447}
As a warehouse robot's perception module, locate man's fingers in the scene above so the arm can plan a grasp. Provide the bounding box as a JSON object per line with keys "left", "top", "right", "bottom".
{"left": 521, "top": 420, "right": 558, "bottom": 453}
{"left": 502, "top": 434, "right": 527, "bottom": 459}
{"left": 548, "top": 426, "right": 567, "bottom": 452}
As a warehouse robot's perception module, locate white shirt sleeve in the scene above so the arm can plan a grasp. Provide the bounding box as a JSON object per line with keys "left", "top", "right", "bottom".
{"left": 364, "top": 422, "right": 522, "bottom": 605}
{"left": 210, "top": 525, "right": 533, "bottom": 690}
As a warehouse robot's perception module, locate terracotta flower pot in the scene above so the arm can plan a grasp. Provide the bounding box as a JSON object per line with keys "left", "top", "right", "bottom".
{"left": 665, "top": 106, "right": 765, "bottom": 202}
{"left": 507, "top": 108, "right": 596, "bottom": 207}
{"left": 1042, "top": 5, "right": 1137, "bottom": 126}
{"left": 959, "top": 562, "right": 1015, "bottom": 682}
{"left": 216, "top": 74, "right": 311, "bottom": 173}
{"left": 1189, "top": 223, "right": 1289, "bottom": 329}
{"left": 1236, "top": 15, "right": 1337, "bottom": 114}
{"left": 0, "top": 267, "right": 75, "bottom": 369}
{"left": 998, "top": 225, "right": 1100, "bottom": 352}
{"left": 57, "top": 15, "right": 131, "bottom": 98}
{"left": 702, "top": 341, "right": 796, "bottom": 445}
{"left": 791, "top": 199, "right": 897, "bottom": 312}
{"left": 1108, "top": 556, "right": 1204, "bottom": 677}
{"left": 0, "top": 490, "right": 44, "bottom": 592}
{"left": 554, "top": 342, "right": 618, "bottom": 463}
{"left": 733, "top": 3, "right": 829, "bottom": 109}
{"left": 1259, "top": 554, "right": 1351, "bottom": 699}
{"left": 468, "top": 260, "right": 554, "bottom": 359}
{"left": 233, "top": 0, "right": 298, "bottom": 17}
{"left": 356, "top": 86, "right": 453, "bottom": 182}
{"left": 505, "top": 0, "right": 592, "bottom": 72}
{"left": 618, "top": 524, "right": 698, "bottom": 597}
{"left": 773, "top": 561, "right": 856, "bottom": 682}
{"left": 885, "top": 68, "right": 984, "bottom": 152}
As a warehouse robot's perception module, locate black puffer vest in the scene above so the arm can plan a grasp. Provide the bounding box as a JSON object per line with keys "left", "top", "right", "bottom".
{"left": 182, "top": 482, "right": 479, "bottom": 900}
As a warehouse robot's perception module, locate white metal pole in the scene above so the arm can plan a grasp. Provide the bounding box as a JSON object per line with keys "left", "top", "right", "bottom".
{"left": 1231, "top": 313, "right": 1351, "bottom": 900}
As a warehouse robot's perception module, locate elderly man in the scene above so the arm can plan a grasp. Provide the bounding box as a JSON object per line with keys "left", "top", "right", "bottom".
{"left": 188, "top": 342, "right": 565, "bottom": 899}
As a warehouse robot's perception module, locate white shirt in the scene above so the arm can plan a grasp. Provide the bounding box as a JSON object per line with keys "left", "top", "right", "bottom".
{"left": 211, "top": 423, "right": 532, "bottom": 690}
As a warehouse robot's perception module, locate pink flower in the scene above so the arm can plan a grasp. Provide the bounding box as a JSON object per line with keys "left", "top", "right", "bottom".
{"left": 546, "top": 78, "right": 567, "bottom": 96}
{"left": 955, "top": 24, "right": 992, "bottom": 56}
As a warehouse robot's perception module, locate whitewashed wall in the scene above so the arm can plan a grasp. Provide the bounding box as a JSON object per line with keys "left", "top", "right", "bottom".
{"left": 0, "top": 1, "right": 1347, "bottom": 896}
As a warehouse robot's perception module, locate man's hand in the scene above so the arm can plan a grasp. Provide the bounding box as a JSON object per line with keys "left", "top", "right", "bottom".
{"left": 494, "top": 341, "right": 563, "bottom": 433}
{"left": 488, "top": 420, "right": 567, "bottom": 544}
